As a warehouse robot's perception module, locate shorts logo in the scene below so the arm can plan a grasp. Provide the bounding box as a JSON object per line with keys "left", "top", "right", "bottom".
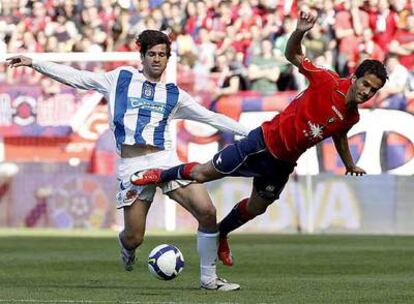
{"left": 265, "top": 185, "right": 275, "bottom": 192}
{"left": 125, "top": 189, "right": 138, "bottom": 202}
{"left": 216, "top": 154, "right": 222, "bottom": 164}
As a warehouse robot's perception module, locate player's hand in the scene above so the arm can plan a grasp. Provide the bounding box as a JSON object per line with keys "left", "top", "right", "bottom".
{"left": 296, "top": 11, "right": 317, "bottom": 33}
{"left": 345, "top": 166, "right": 366, "bottom": 176}
{"left": 6, "top": 55, "right": 33, "bottom": 68}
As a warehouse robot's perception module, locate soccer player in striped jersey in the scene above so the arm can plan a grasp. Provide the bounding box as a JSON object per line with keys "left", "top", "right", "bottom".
{"left": 7, "top": 30, "right": 247, "bottom": 291}
{"left": 129, "top": 13, "right": 388, "bottom": 267}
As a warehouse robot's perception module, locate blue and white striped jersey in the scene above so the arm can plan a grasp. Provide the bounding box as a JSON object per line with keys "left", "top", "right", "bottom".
{"left": 32, "top": 61, "right": 249, "bottom": 154}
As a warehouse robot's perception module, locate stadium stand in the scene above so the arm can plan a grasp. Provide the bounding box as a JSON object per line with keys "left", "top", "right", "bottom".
{"left": 1, "top": 0, "right": 414, "bottom": 180}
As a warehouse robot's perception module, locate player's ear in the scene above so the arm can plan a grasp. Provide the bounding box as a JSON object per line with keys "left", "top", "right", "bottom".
{"left": 351, "top": 75, "right": 357, "bottom": 84}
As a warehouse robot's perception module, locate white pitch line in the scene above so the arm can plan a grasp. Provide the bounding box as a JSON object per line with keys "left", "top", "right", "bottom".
{"left": 0, "top": 300, "right": 239, "bottom": 304}
{"left": 0, "top": 301, "right": 180, "bottom": 304}
{"left": 0, "top": 301, "right": 141, "bottom": 304}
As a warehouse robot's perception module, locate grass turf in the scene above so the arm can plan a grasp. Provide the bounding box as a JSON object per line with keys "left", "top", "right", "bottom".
{"left": 0, "top": 231, "right": 413, "bottom": 303}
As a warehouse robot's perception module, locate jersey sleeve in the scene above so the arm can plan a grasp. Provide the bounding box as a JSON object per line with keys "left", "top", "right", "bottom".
{"left": 32, "top": 61, "right": 118, "bottom": 95}
{"left": 298, "top": 57, "right": 337, "bottom": 86}
{"left": 173, "top": 90, "right": 249, "bottom": 136}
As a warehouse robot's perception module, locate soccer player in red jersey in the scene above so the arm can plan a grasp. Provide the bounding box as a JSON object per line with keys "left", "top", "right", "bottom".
{"left": 130, "top": 12, "right": 388, "bottom": 266}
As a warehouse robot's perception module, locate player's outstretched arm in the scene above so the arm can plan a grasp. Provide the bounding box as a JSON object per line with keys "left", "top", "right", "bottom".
{"left": 332, "top": 133, "right": 366, "bottom": 176}
{"left": 6, "top": 55, "right": 112, "bottom": 94}
{"left": 6, "top": 55, "right": 32, "bottom": 68}
{"left": 285, "top": 11, "right": 317, "bottom": 67}
{"left": 174, "top": 91, "right": 249, "bottom": 137}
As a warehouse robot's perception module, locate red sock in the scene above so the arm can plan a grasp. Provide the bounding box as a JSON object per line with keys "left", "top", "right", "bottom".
{"left": 180, "top": 162, "right": 199, "bottom": 179}
{"left": 219, "top": 198, "right": 256, "bottom": 238}
{"left": 237, "top": 198, "right": 256, "bottom": 221}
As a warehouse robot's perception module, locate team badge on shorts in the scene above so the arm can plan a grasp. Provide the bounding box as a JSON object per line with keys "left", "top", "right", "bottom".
{"left": 125, "top": 189, "right": 138, "bottom": 201}
{"left": 116, "top": 188, "right": 139, "bottom": 208}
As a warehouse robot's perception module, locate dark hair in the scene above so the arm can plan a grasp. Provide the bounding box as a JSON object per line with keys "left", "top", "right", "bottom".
{"left": 354, "top": 59, "right": 388, "bottom": 85}
{"left": 136, "top": 30, "right": 171, "bottom": 58}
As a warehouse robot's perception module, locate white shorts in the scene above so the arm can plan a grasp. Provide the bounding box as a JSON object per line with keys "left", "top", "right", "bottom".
{"left": 116, "top": 150, "right": 191, "bottom": 208}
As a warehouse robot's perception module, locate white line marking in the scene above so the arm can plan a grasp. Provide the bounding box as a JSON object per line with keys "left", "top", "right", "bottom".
{"left": 0, "top": 301, "right": 178, "bottom": 304}
{"left": 0, "top": 301, "right": 239, "bottom": 304}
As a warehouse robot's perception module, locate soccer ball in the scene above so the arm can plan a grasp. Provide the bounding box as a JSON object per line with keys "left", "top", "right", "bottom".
{"left": 147, "top": 244, "right": 184, "bottom": 280}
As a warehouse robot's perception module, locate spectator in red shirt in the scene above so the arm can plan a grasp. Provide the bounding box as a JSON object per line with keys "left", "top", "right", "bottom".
{"left": 388, "top": 12, "right": 414, "bottom": 70}
{"left": 129, "top": 11, "right": 388, "bottom": 267}
{"left": 334, "top": 0, "right": 369, "bottom": 76}
{"left": 184, "top": 0, "right": 198, "bottom": 38}
{"left": 367, "top": 0, "right": 397, "bottom": 52}
{"left": 355, "top": 28, "right": 385, "bottom": 64}
{"left": 24, "top": 2, "right": 50, "bottom": 33}
{"left": 205, "top": 0, "right": 234, "bottom": 46}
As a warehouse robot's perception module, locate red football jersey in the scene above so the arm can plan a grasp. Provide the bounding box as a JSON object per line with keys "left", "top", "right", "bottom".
{"left": 262, "top": 58, "right": 359, "bottom": 163}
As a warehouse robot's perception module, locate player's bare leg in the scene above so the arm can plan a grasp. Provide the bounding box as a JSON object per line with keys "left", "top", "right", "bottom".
{"left": 118, "top": 199, "right": 151, "bottom": 271}
{"left": 168, "top": 183, "right": 240, "bottom": 291}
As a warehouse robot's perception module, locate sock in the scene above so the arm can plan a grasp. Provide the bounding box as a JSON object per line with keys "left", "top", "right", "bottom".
{"left": 219, "top": 198, "right": 256, "bottom": 238}
{"left": 160, "top": 162, "right": 199, "bottom": 182}
{"left": 197, "top": 230, "right": 218, "bottom": 284}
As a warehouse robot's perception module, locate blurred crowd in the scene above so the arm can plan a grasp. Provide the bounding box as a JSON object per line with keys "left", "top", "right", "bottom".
{"left": 1, "top": 0, "right": 414, "bottom": 111}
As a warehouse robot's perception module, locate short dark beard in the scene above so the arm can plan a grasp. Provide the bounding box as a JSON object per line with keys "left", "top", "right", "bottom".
{"left": 345, "top": 88, "right": 358, "bottom": 110}
{"left": 142, "top": 65, "right": 164, "bottom": 82}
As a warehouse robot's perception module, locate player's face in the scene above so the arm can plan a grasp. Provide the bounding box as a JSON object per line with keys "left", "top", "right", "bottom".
{"left": 349, "top": 73, "right": 384, "bottom": 105}
{"left": 142, "top": 44, "right": 169, "bottom": 81}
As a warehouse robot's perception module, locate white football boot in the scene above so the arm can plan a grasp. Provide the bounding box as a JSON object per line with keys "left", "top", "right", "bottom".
{"left": 201, "top": 277, "right": 240, "bottom": 291}
{"left": 118, "top": 233, "right": 135, "bottom": 271}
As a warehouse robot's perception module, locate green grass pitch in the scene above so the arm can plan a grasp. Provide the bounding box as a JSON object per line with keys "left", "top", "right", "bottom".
{"left": 0, "top": 230, "right": 413, "bottom": 304}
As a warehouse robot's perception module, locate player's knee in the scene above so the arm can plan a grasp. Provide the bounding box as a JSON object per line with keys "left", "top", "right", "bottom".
{"left": 196, "top": 205, "right": 217, "bottom": 228}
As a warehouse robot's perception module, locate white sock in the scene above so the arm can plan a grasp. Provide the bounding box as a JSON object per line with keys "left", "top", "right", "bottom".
{"left": 197, "top": 230, "right": 219, "bottom": 284}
